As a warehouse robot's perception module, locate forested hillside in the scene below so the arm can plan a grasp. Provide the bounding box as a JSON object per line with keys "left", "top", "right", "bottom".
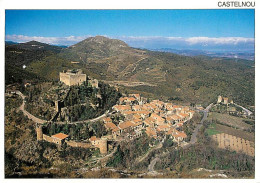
{"left": 5, "top": 36, "right": 255, "bottom": 107}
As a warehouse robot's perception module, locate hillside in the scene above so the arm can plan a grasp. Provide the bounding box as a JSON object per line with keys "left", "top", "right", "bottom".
{"left": 10, "top": 36, "right": 255, "bottom": 107}
{"left": 5, "top": 41, "right": 65, "bottom": 85}
{"left": 5, "top": 41, "right": 63, "bottom": 67}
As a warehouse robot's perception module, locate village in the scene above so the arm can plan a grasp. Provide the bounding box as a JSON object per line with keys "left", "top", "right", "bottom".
{"left": 8, "top": 69, "right": 196, "bottom": 157}
{"left": 105, "top": 93, "right": 194, "bottom": 143}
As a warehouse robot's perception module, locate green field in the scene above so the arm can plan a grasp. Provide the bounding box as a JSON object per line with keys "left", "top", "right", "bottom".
{"left": 206, "top": 123, "right": 221, "bottom": 136}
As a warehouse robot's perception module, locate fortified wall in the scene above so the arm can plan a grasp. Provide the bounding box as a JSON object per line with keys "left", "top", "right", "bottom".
{"left": 36, "top": 124, "right": 107, "bottom": 154}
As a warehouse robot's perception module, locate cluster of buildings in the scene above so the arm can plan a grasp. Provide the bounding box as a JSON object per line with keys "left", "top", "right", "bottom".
{"left": 103, "top": 94, "right": 195, "bottom": 143}
{"left": 33, "top": 69, "right": 196, "bottom": 155}
{"left": 217, "top": 96, "right": 233, "bottom": 105}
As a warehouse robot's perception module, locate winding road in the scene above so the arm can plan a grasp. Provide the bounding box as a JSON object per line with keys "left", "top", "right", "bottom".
{"left": 15, "top": 90, "right": 109, "bottom": 125}
{"left": 233, "top": 103, "right": 252, "bottom": 116}
{"left": 183, "top": 103, "right": 213, "bottom": 149}
{"left": 16, "top": 91, "right": 47, "bottom": 124}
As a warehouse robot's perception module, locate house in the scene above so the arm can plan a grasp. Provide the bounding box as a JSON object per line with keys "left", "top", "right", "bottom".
{"left": 172, "top": 131, "right": 187, "bottom": 143}
{"left": 166, "top": 128, "right": 176, "bottom": 135}
{"left": 131, "top": 120, "right": 143, "bottom": 130}
{"left": 129, "top": 94, "right": 141, "bottom": 101}
{"left": 150, "top": 113, "right": 165, "bottom": 125}
{"left": 104, "top": 122, "right": 118, "bottom": 131}
{"left": 132, "top": 105, "right": 142, "bottom": 111}
{"left": 143, "top": 117, "right": 156, "bottom": 127}
{"left": 178, "top": 113, "right": 189, "bottom": 122}
{"left": 187, "top": 110, "right": 195, "bottom": 118}
{"left": 51, "top": 133, "right": 69, "bottom": 145}
{"left": 118, "top": 121, "right": 135, "bottom": 133}
{"left": 89, "top": 136, "right": 100, "bottom": 146}
{"left": 119, "top": 96, "right": 137, "bottom": 105}
{"left": 103, "top": 117, "right": 112, "bottom": 123}
{"left": 157, "top": 124, "right": 171, "bottom": 132}
{"left": 135, "top": 110, "right": 150, "bottom": 118}
{"left": 166, "top": 114, "right": 181, "bottom": 123}
{"left": 112, "top": 105, "right": 131, "bottom": 112}
{"left": 133, "top": 113, "right": 142, "bottom": 120}
{"left": 112, "top": 127, "right": 120, "bottom": 139}
{"left": 150, "top": 100, "right": 165, "bottom": 108}
{"left": 145, "top": 127, "right": 157, "bottom": 138}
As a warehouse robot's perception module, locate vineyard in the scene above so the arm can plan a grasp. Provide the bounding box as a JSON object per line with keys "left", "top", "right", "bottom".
{"left": 211, "top": 133, "right": 254, "bottom": 157}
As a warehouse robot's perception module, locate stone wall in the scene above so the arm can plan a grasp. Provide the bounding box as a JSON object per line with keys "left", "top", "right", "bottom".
{"left": 36, "top": 125, "right": 43, "bottom": 141}
{"left": 99, "top": 138, "right": 108, "bottom": 154}
{"left": 65, "top": 140, "right": 93, "bottom": 148}
{"left": 69, "top": 74, "right": 86, "bottom": 86}
{"left": 60, "top": 72, "right": 71, "bottom": 86}
{"left": 60, "top": 72, "right": 86, "bottom": 86}
{"left": 43, "top": 134, "right": 56, "bottom": 143}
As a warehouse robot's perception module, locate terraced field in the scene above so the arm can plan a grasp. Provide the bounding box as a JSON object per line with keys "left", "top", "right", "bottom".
{"left": 211, "top": 133, "right": 254, "bottom": 157}
{"left": 209, "top": 112, "right": 253, "bottom": 130}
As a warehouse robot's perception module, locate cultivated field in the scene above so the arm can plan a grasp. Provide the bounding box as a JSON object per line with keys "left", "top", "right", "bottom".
{"left": 209, "top": 112, "right": 252, "bottom": 130}
{"left": 214, "top": 123, "right": 254, "bottom": 142}
{"left": 211, "top": 133, "right": 254, "bottom": 157}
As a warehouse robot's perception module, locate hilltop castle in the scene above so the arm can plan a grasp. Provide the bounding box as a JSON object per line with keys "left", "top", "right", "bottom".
{"left": 217, "top": 95, "right": 233, "bottom": 104}
{"left": 60, "top": 69, "right": 86, "bottom": 86}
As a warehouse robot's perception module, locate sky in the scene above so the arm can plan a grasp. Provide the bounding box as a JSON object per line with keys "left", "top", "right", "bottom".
{"left": 5, "top": 9, "right": 255, "bottom": 51}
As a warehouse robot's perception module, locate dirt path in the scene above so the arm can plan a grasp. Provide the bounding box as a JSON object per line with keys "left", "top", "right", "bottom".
{"left": 119, "top": 56, "right": 148, "bottom": 78}
{"left": 136, "top": 142, "right": 162, "bottom": 163}
{"left": 55, "top": 110, "right": 109, "bottom": 125}
{"left": 148, "top": 157, "right": 159, "bottom": 172}
{"left": 16, "top": 91, "right": 47, "bottom": 124}
{"left": 16, "top": 90, "right": 108, "bottom": 125}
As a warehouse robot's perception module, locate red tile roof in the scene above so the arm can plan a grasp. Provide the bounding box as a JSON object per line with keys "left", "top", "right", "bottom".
{"left": 145, "top": 127, "right": 157, "bottom": 137}
{"left": 52, "top": 133, "right": 69, "bottom": 140}
{"left": 105, "top": 122, "right": 117, "bottom": 130}
{"left": 118, "top": 121, "right": 135, "bottom": 129}
{"left": 129, "top": 94, "right": 140, "bottom": 99}
{"left": 113, "top": 105, "right": 131, "bottom": 111}
{"left": 90, "top": 136, "right": 100, "bottom": 141}
{"left": 103, "top": 117, "right": 112, "bottom": 123}
{"left": 174, "top": 131, "right": 187, "bottom": 138}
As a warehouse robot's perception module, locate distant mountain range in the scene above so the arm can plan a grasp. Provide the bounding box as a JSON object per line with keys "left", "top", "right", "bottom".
{"left": 5, "top": 36, "right": 255, "bottom": 107}
{"left": 151, "top": 48, "right": 255, "bottom": 61}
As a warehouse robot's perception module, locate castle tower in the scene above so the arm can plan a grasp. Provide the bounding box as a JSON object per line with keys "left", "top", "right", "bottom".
{"left": 217, "top": 96, "right": 222, "bottom": 104}
{"left": 36, "top": 124, "right": 43, "bottom": 141}
{"left": 99, "top": 138, "right": 108, "bottom": 154}
{"left": 55, "top": 100, "right": 61, "bottom": 112}
{"left": 223, "top": 97, "right": 228, "bottom": 105}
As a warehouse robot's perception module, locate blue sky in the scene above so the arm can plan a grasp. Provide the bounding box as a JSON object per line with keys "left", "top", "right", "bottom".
{"left": 5, "top": 10, "right": 255, "bottom": 51}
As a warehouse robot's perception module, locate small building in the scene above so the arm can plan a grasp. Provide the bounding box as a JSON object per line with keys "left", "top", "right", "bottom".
{"left": 172, "top": 131, "right": 187, "bottom": 143}
{"left": 217, "top": 96, "right": 222, "bottom": 104}
{"left": 89, "top": 136, "right": 100, "bottom": 146}
{"left": 145, "top": 127, "right": 157, "bottom": 138}
{"left": 51, "top": 133, "right": 69, "bottom": 145}
{"left": 223, "top": 97, "right": 229, "bottom": 105}
{"left": 88, "top": 78, "right": 99, "bottom": 88}
{"left": 103, "top": 117, "right": 112, "bottom": 123}
{"left": 112, "top": 105, "right": 132, "bottom": 112}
